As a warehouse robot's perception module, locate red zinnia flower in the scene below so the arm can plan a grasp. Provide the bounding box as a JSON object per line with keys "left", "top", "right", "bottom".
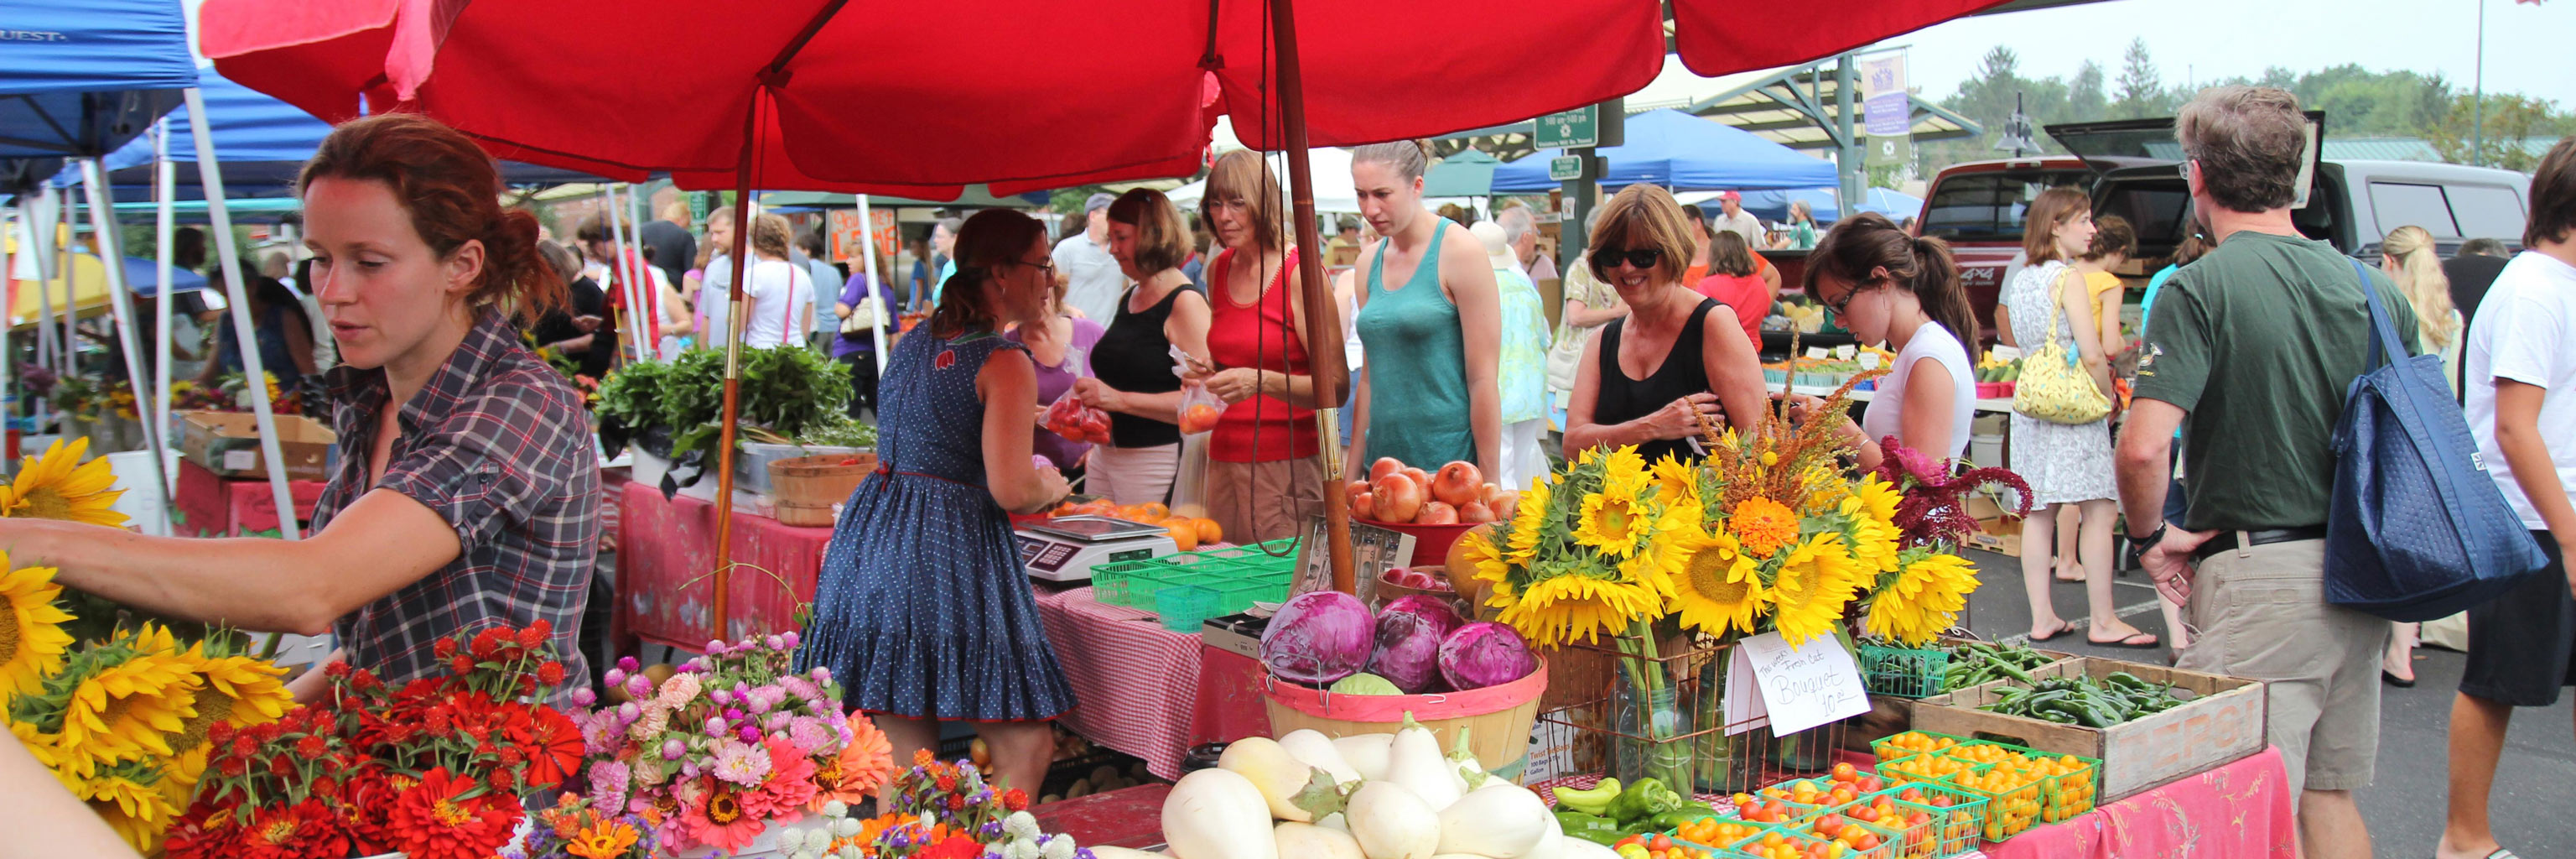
{"left": 519, "top": 707, "right": 586, "bottom": 789}
{"left": 924, "top": 835, "right": 985, "bottom": 859}
{"left": 386, "top": 768, "right": 519, "bottom": 859}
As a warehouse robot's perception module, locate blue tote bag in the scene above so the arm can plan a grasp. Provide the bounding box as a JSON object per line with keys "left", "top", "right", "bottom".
{"left": 2326, "top": 259, "right": 2548, "bottom": 622}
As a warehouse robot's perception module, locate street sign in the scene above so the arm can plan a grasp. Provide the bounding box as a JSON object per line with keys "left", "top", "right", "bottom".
{"left": 1535, "top": 106, "right": 1599, "bottom": 149}
{"left": 1548, "top": 156, "right": 1585, "bottom": 182}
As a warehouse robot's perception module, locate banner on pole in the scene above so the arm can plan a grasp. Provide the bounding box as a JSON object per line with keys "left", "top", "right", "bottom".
{"left": 1860, "top": 53, "right": 1913, "bottom": 169}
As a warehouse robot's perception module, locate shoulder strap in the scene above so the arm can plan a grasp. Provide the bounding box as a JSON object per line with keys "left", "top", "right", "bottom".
{"left": 2352, "top": 258, "right": 2407, "bottom": 370}
{"left": 2044, "top": 265, "right": 2073, "bottom": 345}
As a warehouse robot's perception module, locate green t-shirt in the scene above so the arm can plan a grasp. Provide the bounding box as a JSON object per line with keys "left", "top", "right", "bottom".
{"left": 2133, "top": 230, "right": 2418, "bottom": 532}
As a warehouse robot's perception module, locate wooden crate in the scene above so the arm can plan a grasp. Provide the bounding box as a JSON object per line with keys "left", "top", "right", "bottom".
{"left": 1913, "top": 658, "right": 2267, "bottom": 801}
{"left": 1846, "top": 638, "right": 2078, "bottom": 752}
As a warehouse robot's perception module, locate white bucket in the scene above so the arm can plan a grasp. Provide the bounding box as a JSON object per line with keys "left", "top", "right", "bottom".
{"left": 1969, "top": 434, "right": 2005, "bottom": 470}
{"left": 104, "top": 450, "right": 182, "bottom": 536}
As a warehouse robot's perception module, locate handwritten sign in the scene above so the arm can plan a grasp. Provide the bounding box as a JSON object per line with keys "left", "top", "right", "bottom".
{"left": 1723, "top": 632, "right": 1871, "bottom": 736}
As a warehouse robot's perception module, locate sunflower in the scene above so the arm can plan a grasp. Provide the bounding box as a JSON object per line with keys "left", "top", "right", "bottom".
{"left": 55, "top": 627, "right": 200, "bottom": 776}
{"left": 1727, "top": 497, "right": 1804, "bottom": 558}
{"left": 9, "top": 721, "right": 75, "bottom": 792}
{"left": 80, "top": 759, "right": 175, "bottom": 851}
{"left": 1572, "top": 490, "right": 1658, "bottom": 560}
{"left": 0, "top": 437, "right": 127, "bottom": 528}
{"left": 1494, "top": 573, "right": 1667, "bottom": 647}
{"left": 162, "top": 647, "right": 290, "bottom": 787}
{"left": 1768, "top": 534, "right": 1864, "bottom": 647}
{"left": 1504, "top": 478, "right": 1551, "bottom": 564}
{"left": 0, "top": 553, "right": 75, "bottom": 695}
{"left": 1647, "top": 453, "right": 1701, "bottom": 511}
{"left": 1592, "top": 445, "right": 1652, "bottom": 498}
{"left": 1852, "top": 472, "right": 1903, "bottom": 526}
{"left": 1846, "top": 515, "right": 1904, "bottom": 576}
{"left": 1866, "top": 552, "right": 1981, "bottom": 647}
{"left": 1652, "top": 518, "right": 1768, "bottom": 637}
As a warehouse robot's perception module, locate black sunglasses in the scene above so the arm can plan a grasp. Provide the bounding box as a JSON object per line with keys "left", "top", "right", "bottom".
{"left": 1591, "top": 247, "right": 1664, "bottom": 273}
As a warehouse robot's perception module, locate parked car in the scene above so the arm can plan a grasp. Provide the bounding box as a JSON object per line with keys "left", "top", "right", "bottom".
{"left": 1915, "top": 112, "right": 2532, "bottom": 340}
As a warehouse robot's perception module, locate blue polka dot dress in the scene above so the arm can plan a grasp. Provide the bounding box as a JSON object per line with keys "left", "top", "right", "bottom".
{"left": 797, "top": 329, "right": 1078, "bottom": 721}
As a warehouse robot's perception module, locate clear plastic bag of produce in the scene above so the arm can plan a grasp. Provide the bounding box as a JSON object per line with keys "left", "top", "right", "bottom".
{"left": 1043, "top": 385, "right": 1113, "bottom": 445}
{"left": 1176, "top": 381, "right": 1225, "bottom": 436}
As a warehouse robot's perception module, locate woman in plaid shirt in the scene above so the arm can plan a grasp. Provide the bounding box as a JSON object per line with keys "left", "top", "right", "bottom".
{"left": 0, "top": 114, "right": 600, "bottom": 701}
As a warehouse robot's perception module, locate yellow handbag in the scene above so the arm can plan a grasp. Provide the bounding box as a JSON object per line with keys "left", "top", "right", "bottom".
{"left": 2011, "top": 268, "right": 2113, "bottom": 424}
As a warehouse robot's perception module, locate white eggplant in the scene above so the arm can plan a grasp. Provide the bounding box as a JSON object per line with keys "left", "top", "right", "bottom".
{"left": 1162, "top": 768, "right": 1280, "bottom": 859}
{"left": 1275, "top": 821, "right": 1367, "bottom": 859}
{"left": 1347, "top": 781, "right": 1440, "bottom": 859}
{"left": 1383, "top": 718, "right": 1461, "bottom": 810}
{"left": 1333, "top": 733, "right": 1395, "bottom": 782}
{"left": 1218, "top": 737, "right": 1323, "bottom": 821}
{"left": 1432, "top": 783, "right": 1550, "bottom": 859}
{"left": 1279, "top": 729, "right": 1363, "bottom": 785}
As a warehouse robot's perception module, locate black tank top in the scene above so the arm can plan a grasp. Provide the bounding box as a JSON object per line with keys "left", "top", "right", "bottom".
{"left": 1091, "top": 283, "right": 1202, "bottom": 448}
{"left": 1592, "top": 298, "right": 1720, "bottom": 464}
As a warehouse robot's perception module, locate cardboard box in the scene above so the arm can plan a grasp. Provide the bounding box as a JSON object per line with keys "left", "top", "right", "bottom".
{"left": 1966, "top": 494, "right": 2024, "bottom": 557}
{"left": 178, "top": 411, "right": 337, "bottom": 482}
{"left": 1914, "top": 658, "right": 2268, "bottom": 801}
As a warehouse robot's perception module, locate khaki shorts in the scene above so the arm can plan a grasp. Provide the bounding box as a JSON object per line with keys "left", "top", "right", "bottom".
{"left": 1202, "top": 454, "right": 1326, "bottom": 546}
{"left": 2176, "top": 536, "right": 2386, "bottom": 794}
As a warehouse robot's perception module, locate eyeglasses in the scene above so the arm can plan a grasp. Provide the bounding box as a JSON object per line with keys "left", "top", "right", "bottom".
{"left": 1824, "top": 284, "right": 1871, "bottom": 321}
{"left": 2177, "top": 158, "right": 2195, "bottom": 186}
{"left": 1590, "top": 247, "right": 1663, "bottom": 273}
{"left": 1013, "top": 258, "right": 1057, "bottom": 277}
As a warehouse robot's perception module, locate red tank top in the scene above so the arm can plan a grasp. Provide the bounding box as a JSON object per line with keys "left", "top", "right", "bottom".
{"left": 1205, "top": 247, "right": 1318, "bottom": 462}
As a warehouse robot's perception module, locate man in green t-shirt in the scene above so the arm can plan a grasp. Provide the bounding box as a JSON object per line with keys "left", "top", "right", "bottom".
{"left": 2112, "top": 86, "right": 2410, "bottom": 858}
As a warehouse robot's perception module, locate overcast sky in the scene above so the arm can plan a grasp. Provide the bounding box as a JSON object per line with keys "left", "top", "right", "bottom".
{"left": 1889, "top": 0, "right": 2575, "bottom": 111}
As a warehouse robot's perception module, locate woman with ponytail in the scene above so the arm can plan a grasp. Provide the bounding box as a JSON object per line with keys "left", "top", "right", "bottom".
{"left": 0, "top": 113, "right": 600, "bottom": 700}
{"left": 1348, "top": 139, "right": 1504, "bottom": 480}
{"left": 1784, "top": 212, "right": 1981, "bottom": 471}
{"left": 800, "top": 208, "right": 1076, "bottom": 794}
{"left": 2377, "top": 224, "right": 2465, "bottom": 685}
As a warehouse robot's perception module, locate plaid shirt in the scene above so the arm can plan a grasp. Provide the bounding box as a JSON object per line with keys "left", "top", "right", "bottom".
{"left": 314, "top": 310, "right": 599, "bottom": 697}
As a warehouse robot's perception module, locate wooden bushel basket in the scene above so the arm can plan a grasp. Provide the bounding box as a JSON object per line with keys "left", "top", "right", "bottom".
{"left": 1262, "top": 658, "right": 1548, "bottom": 778}
{"left": 766, "top": 453, "right": 875, "bottom": 527}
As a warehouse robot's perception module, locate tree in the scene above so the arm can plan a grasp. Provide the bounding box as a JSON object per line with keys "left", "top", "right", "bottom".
{"left": 2113, "top": 39, "right": 2163, "bottom": 119}
{"left": 2428, "top": 93, "right": 2576, "bottom": 170}
{"left": 2069, "top": 61, "right": 2109, "bottom": 122}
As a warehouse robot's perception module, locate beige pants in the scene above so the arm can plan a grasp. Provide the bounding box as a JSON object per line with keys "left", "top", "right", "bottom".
{"left": 2177, "top": 537, "right": 2386, "bottom": 794}
{"left": 1203, "top": 454, "right": 1327, "bottom": 547}
{"left": 1087, "top": 443, "right": 1179, "bottom": 506}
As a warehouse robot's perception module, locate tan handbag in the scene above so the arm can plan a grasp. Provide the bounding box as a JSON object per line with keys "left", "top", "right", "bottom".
{"left": 2011, "top": 269, "right": 2113, "bottom": 424}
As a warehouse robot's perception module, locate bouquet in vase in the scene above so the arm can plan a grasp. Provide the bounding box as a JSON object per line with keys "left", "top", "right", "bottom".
{"left": 162, "top": 621, "right": 584, "bottom": 859}
{"left": 503, "top": 792, "right": 662, "bottom": 859}
{"left": 783, "top": 752, "right": 1091, "bottom": 859}
{"left": 574, "top": 633, "right": 870, "bottom": 855}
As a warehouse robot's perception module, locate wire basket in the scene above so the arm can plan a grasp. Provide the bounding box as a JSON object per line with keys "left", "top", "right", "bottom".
{"left": 1531, "top": 634, "right": 1849, "bottom": 797}
{"left": 1856, "top": 641, "right": 1950, "bottom": 699}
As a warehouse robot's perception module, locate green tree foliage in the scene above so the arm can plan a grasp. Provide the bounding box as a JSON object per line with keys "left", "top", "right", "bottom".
{"left": 1920, "top": 48, "right": 2575, "bottom": 174}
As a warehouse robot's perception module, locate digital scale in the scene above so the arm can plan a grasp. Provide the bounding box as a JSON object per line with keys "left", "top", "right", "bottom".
{"left": 1015, "top": 516, "right": 1178, "bottom": 582}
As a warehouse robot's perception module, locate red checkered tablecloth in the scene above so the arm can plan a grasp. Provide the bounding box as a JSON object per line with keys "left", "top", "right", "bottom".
{"left": 1031, "top": 587, "right": 1216, "bottom": 781}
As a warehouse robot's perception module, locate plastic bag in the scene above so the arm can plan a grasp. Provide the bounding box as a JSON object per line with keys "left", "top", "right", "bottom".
{"left": 1043, "top": 386, "right": 1113, "bottom": 445}
{"left": 1176, "top": 381, "right": 1226, "bottom": 436}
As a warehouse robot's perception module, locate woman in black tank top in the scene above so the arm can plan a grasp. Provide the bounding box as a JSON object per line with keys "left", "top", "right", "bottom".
{"left": 1073, "top": 190, "right": 1214, "bottom": 504}
{"left": 1563, "top": 185, "right": 1771, "bottom": 464}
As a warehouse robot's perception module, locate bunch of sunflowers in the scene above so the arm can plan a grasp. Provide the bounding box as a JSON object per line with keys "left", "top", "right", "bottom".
{"left": 1461, "top": 375, "right": 2010, "bottom": 653}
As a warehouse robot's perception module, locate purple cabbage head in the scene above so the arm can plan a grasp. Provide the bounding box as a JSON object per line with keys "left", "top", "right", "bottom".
{"left": 1438, "top": 622, "right": 1537, "bottom": 690}
{"left": 1261, "top": 591, "right": 1375, "bottom": 685}
{"left": 1368, "top": 596, "right": 1465, "bottom": 693}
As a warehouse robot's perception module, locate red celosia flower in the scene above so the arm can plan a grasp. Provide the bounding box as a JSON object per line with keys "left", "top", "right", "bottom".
{"left": 386, "top": 768, "right": 519, "bottom": 859}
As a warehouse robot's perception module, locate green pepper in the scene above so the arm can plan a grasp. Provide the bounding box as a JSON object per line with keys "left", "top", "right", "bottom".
{"left": 1654, "top": 809, "right": 1719, "bottom": 830}
{"left": 2036, "top": 709, "right": 2079, "bottom": 724}
{"left": 2104, "top": 671, "right": 2153, "bottom": 692}
{"left": 1553, "top": 778, "right": 1622, "bottom": 816}
{"left": 1606, "top": 778, "right": 1689, "bottom": 825}
{"left": 1554, "top": 810, "right": 1623, "bottom": 845}
{"left": 1992, "top": 659, "right": 2037, "bottom": 685}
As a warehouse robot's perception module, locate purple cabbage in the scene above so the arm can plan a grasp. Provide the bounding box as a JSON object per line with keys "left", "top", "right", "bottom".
{"left": 1261, "top": 591, "right": 1375, "bottom": 685}
{"left": 1438, "top": 622, "right": 1537, "bottom": 690}
{"left": 1368, "top": 596, "right": 1465, "bottom": 694}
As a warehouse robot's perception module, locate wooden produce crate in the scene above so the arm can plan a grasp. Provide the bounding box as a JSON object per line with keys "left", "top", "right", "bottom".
{"left": 178, "top": 411, "right": 337, "bottom": 482}
{"left": 1845, "top": 638, "right": 2077, "bottom": 753}
{"left": 1912, "top": 658, "right": 2267, "bottom": 802}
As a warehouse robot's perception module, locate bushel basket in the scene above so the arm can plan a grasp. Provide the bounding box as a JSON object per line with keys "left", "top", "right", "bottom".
{"left": 767, "top": 453, "right": 875, "bottom": 527}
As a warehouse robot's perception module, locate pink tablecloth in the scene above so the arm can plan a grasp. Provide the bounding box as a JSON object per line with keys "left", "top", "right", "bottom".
{"left": 613, "top": 482, "right": 833, "bottom": 650}
{"left": 1976, "top": 745, "right": 2296, "bottom": 859}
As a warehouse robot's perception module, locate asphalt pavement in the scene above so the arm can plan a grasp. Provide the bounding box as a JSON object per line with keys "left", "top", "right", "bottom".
{"left": 1953, "top": 547, "right": 2576, "bottom": 856}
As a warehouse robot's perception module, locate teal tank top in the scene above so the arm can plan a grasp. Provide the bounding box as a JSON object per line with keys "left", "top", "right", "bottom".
{"left": 1356, "top": 222, "right": 1475, "bottom": 468}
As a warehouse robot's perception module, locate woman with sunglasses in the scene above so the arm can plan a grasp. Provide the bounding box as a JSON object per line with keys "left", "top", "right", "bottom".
{"left": 1348, "top": 140, "right": 1503, "bottom": 480}
{"left": 798, "top": 209, "right": 1076, "bottom": 793}
{"left": 1780, "top": 212, "right": 1981, "bottom": 471}
{"left": 1563, "top": 185, "right": 1768, "bottom": 465}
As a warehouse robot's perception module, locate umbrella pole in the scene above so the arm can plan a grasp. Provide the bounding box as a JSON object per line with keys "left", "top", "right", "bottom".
{"left": 39, "top": 185, "right": 60, "bottom": 373}
{"left": 154, "top": 123, "right": 179, "bottom": 500}
{"left": 186, "top": 86, "right": 301, "bottom": 540}
{"left": 709, "top": 105, "right": 760, "bottom": 643}
{"left": 600, "top": 186, "right": 648, "bottom": 364}
{"left": 856, "top": 195, "right": 886, "bottom": 376}
{"left": 621, "top": 185, "right": 656, "bottom": 360}
{"left": 3, "top": 204, "right": 13, "bottom": 467}
{"left": 80, "top": 159, "right": 174, "bottom": 535}
{"left": 1266, "top": 0, "right": 1355, "bottom": 595}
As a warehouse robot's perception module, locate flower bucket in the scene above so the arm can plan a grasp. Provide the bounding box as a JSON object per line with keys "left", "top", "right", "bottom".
{"left": 1261, "top": 658, "right": 1547, "bottom": 776}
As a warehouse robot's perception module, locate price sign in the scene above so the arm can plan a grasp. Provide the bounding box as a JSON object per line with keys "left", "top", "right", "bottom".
{"left": 1722, "top": 632, "right": 1872, "bottom": 736}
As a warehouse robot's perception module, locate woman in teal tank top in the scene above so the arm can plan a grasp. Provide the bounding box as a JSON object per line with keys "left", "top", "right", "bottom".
{"left": 1348, "top": 140, "right": 1502, "bottom": 480}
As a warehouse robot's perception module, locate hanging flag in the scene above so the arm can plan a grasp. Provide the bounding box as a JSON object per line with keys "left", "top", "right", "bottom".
{"left": 1859, "top": 53, "right": 1913, "bottom": 170}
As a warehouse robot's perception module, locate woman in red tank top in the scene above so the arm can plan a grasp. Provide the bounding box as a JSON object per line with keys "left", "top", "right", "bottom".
{"left": 1190, "top": 150, "right": 1329, "bottom": 544}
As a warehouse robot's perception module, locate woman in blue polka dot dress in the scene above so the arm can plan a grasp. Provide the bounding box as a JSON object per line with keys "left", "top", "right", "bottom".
{"left": 798, "top": 210, "right": 1077, "bottom": 792}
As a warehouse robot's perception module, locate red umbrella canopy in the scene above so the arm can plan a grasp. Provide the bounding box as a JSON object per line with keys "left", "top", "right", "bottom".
{"left": 198, "top": 0, "right": 2004, "bottom": 199}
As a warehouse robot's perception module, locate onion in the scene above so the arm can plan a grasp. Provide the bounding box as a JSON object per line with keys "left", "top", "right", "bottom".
{"left": 1430, "top": 462, "right": 1484, "bottom": 508}
{"left": 1374, "top": 473, "right": 1426, "bottom": 523}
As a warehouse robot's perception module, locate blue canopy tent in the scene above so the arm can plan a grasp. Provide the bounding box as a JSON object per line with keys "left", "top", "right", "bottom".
{"left": 1490, "top": 109, "right": 1837, "bottom": 193}
{"left": 1722, "top": 186, "right": 1925, "bottom": 226}
{"left": 55, "top": 69, "right": 608, "bottom": 202}
{"left": 0, "top": 0, "right": 296, "bottom": 535}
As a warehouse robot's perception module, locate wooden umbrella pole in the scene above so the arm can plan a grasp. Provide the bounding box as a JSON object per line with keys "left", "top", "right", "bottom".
{"left": 709, "top": 96, "right": 761, "bottom": 643}
{"left": 1265, "top": 0, "right": 1355, "bottom": 595}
